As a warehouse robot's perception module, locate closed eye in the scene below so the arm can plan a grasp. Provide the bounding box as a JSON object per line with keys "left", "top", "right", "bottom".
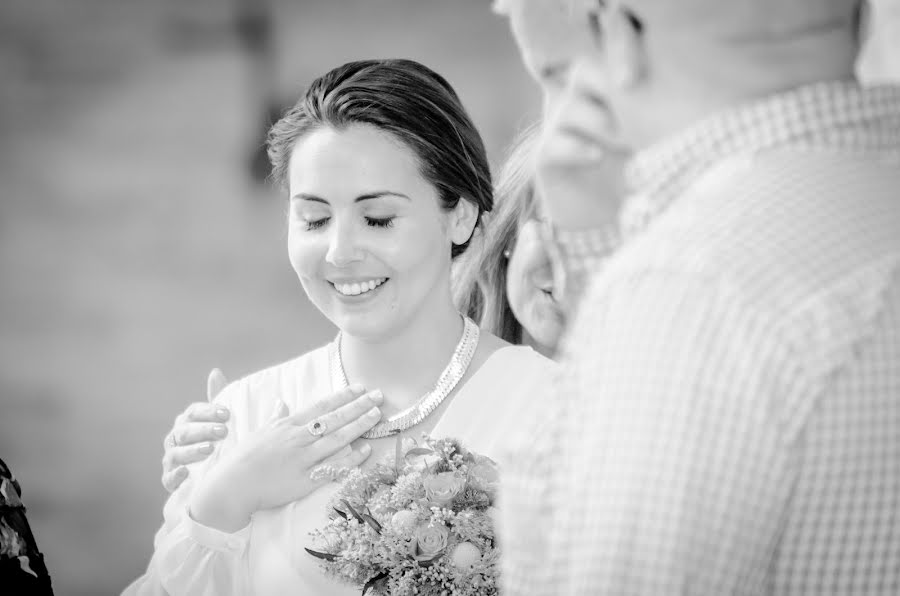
{"left": 366, "top": 217, "right": 395, "bottom": 229}
{"left": 304, "top": 218, "right": 329, "bottom": 231}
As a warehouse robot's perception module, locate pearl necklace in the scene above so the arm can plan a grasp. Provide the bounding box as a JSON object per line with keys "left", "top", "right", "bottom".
{"left": 328, "top": 316, "right": 480, "bottom": 439}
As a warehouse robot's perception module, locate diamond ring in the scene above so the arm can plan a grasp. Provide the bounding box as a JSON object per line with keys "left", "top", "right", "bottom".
{"left": 307, "top": 419, "right": 327, "bottom": 437}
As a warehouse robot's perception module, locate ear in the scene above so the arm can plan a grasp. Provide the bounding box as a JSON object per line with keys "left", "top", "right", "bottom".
{"left": 449, "top": 198, "right": 480, "bottom": 247}
{"left": 603, "top": 6, "right": 647, "bottom": 90}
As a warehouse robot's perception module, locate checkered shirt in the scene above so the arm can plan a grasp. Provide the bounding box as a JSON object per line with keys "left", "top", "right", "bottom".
{"left": 501, "top": 81, "right": 900, "bottom": 595}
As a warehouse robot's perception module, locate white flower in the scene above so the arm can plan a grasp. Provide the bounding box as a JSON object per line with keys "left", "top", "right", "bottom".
{"left": 450, "top": 541, "right": 481, "bottom": 570}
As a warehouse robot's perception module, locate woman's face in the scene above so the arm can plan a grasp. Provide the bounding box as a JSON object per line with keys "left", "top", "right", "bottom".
{"left": 505, "top": 203, "right": 565, "bottom": 353}
{"left": 287, "top": 124, "right": 459, "bottom": 340}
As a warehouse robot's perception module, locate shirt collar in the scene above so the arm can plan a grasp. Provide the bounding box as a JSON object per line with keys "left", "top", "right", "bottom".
{"left": 620, "top": 81, "right": 900, "bottom": 239}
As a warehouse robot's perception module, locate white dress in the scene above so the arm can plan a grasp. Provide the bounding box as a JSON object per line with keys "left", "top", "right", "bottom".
{"left": 124, "top": 343, "right": 556, "bottom": 596}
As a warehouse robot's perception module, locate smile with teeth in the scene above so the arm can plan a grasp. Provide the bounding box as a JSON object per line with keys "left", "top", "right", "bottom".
{"left": 332, "top": 277, "right": 388, "bottom": 296}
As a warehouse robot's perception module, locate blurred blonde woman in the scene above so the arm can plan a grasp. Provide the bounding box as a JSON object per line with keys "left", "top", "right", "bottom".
{"left": 454, "top": 121, "right": 564, "bottom": 357}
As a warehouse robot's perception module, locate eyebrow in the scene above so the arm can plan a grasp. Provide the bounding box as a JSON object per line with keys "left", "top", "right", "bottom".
{"left": 291, "top": 191, "right": 411, "bottom": 204}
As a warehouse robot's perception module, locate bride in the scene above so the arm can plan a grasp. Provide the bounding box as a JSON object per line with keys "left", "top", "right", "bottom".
{"left": 125, "top": 58, "right": 557, "bottom": 595}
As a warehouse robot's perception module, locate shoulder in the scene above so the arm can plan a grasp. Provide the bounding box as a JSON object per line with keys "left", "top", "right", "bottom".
{"left": 473, "top": 331, "right": 557, "bottom": 372}
{"left": 214, "top": 345, "right": 332, "bottom": 426}
{"left": 607, "top": 150, "right": 900, "bottom": 321}
{"left": 482, "top": 343, "right": 559, "bottom": 389}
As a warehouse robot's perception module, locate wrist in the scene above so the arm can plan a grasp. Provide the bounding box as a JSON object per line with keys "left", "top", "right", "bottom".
{"left": 189, "top": 469, "right": 254, "bottom": 533}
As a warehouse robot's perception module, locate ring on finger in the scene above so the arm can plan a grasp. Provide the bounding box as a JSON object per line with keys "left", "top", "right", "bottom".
{"left": 307, "top": 418, "right": 327, "bottom": 437}
{"left": 167, "top": 433, "right": 178, "bottom": 448}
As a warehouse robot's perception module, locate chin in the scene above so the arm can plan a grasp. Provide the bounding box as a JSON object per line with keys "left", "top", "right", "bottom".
{"left": 532, "top": 328, "right": 561, "bottom": 353}
{"left": 329, "top": 313, "right": 391, "bottom": 341}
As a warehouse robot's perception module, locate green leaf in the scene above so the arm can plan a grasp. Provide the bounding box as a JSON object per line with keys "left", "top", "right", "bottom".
{"left": 360, "top": 512, "right": 383, "bottom": 534}
{"left": 416, "top": 554, "right": 443, "bottom": 567}
{"left": 404, "top": 448, "right": 434, "bottom": 458}
{"left": 333, "top": 507, "right": 349, "bottom": 520}
{"left": 305, "top": 547, "right": 338, "bottom": 562}
{"left": 361, "top": 570, "right": 389, "bottom": 596}
{"left": 341, "top": 499, "right": 366, "bottom": 524}
{"left": 394, "top": 435, "right": 404, "bottom": 475}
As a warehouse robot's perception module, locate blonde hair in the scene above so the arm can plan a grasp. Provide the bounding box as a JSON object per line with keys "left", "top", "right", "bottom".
{"left": 453, "top": 122, "right": 541, "bottom": 343}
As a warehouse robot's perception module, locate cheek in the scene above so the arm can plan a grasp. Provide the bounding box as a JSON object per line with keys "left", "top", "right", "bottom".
{"left": 388, "top": 217, "right": 451, "bottom": 275}
{"left": 505, "top": 253, "right": 529, "bottom": 315}
{"left": 287, "top": 226, "right": 324, "bottom": 278}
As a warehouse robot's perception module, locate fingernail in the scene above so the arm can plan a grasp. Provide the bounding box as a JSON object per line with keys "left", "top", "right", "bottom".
{"left": 200, "top": 442, "right": 213, "bottom": 453}
{"left": 176, "top": 467, "right": 188, "bottom": 478}
{"left": 213, "top": 425, "right": 227, "bottom": 437}
{"left": 360, "top": 443, "right": 371, "bottom": 454}
{"left": 368, "top": 389, "right": 384, "bottom": 405}
{"left": 349, "top": 383, "right": 365, "bottom": 394}
{"left": 216, "top": 408, "right": 229, "bottom": 421}
{"left": 367, "top": 407, "right": 381, "bottom": 419}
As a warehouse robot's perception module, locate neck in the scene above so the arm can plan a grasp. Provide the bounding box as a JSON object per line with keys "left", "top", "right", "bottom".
{"left": 631, "top": 31, "right": 859, "bottom": 150}
{"left": 522, "top": 328, "right": 555, "bottom": 359}
{"left": 339, "top": 300, "right": 464, "bottom": 413}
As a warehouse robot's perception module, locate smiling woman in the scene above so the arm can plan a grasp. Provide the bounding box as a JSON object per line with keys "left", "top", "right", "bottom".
{"left": 124, "top": 59, "right": 557, "bottom": 596}
{"left": 285, "top": 124, "right": 477, "bottom": 341}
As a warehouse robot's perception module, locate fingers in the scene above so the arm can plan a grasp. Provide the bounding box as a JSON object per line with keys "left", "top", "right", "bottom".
{"left": 184, "top": 402, "right": 230, "bottom": 424}
{"left": 319, "top": 444, "right": 353, "bottom": 464}
{"left": 283, "top": 384, "right": 368, "bottom": 426}
{"left": 172, "top": 421, "right": 228, "bottom": 447}
{"left": 162, "top": 466, "right": 189, "bottom": 493}
{"left": 207, "top": 368, "right": 229, "bottom": 402}
{"left": 270, "top": 399, "right": 289, "bottom": 422}
{"left": 313, "top": 443, "right": 373, "bottom": 476}
{"left": 317, "top": 402, "right": 383, "bottom": 457}
{"left": 540, "top": 73, "right": 612, "bottom": 166}
{"left": 169, "top": 441, "right": 216, "bottom": 467}
{"left": 308, "top": 389, "right": 383, "bottom": 436}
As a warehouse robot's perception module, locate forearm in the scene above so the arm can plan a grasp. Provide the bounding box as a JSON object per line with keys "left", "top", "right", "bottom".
{"left": 124, "top": 480, "right": 253, "bottom": 596}
{"left": 189, "top": 469, "right": 254, "bottom": 534}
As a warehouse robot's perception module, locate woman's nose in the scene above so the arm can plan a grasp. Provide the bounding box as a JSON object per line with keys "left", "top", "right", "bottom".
{"left": 325, "top": 221, "right": 363, "bottom": 267}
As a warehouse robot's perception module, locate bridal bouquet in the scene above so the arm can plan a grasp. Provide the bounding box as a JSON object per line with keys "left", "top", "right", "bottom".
{"left": 306, "top": 436, "right": 501, "bottom": 596}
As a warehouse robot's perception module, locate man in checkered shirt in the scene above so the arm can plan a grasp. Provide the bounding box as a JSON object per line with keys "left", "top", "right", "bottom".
{"left": 499, "top": 0, "right": 900, "bottom": 594}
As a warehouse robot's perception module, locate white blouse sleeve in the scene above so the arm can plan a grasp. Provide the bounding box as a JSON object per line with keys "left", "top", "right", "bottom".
{"left": 122, "top": 381, "right": 255, "bottom": 596}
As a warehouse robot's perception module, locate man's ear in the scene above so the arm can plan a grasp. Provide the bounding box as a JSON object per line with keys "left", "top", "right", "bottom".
{"left": 603, "top": 6, "right": 647, "bottom": 90}
{"left": 450, "top": 198, "right": 480, "bottom": 246}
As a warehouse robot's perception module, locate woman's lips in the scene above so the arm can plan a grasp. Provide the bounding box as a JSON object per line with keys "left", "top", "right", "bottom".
{"left": 330, "top": 277, "right": 388, "bottom": 297}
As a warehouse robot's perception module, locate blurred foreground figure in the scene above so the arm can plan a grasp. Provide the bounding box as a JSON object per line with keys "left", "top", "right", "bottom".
{"left": 858, "top": 0, "right": 900, "bottom": 82}
{"left": 500, "top": 0, "right": 900, "bottom": 593}
{"left": 0, "top": 458, "right": 53, "bottom": 595}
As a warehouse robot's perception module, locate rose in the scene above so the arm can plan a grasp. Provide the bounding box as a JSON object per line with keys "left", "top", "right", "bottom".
{"left": 423, "top": 472, "right": 466, "bottom": 507}
{"left": 467, "top": 461, "right": 499, "bottom": 493}
{"left": 405, "top": 451, "right": 442, "bottom": 473}
{"left": 450, "top": 541, "right": 481, "bottom": 570}
{"left": 414, "top": 522, "right": 449, "bottom": 560}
